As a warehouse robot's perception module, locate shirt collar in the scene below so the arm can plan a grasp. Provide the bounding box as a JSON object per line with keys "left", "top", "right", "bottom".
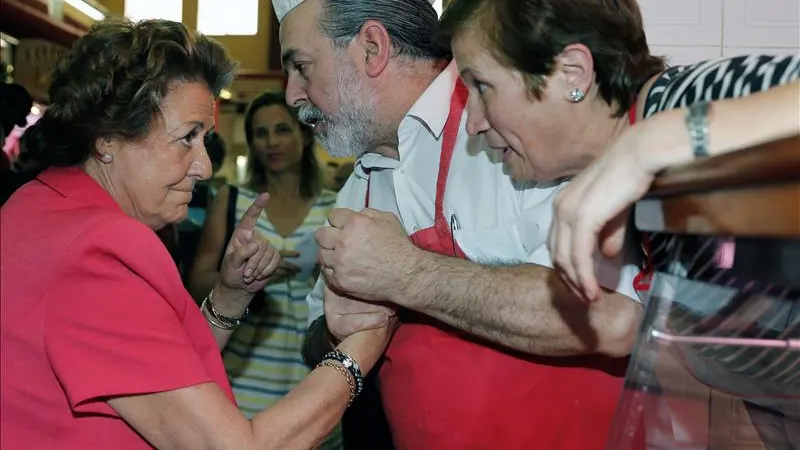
{"left": 351, "top": 60, "right": 461, "bottom": 180}
{"left": 37, "top": 166, "right": 121, "bottom": 211}
{"left": 404, "top": 60, "right": 460, "bottom": 140}
{"left": 353, "top": 152, "right": 400, "bottom": 180}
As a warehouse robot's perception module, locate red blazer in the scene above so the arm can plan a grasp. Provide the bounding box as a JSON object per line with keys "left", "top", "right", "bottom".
{"left": 0, "top": 167, "right": 234, "bottom": 449}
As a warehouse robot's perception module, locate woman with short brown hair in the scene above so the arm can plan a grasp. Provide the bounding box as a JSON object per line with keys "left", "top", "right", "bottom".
{"left": 439, "top": 0, "right": 799, "bottom": 448}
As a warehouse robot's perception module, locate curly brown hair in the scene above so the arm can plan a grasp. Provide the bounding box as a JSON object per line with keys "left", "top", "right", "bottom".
{"left": 19, "top": 17, "right": 237, "bottom": 174}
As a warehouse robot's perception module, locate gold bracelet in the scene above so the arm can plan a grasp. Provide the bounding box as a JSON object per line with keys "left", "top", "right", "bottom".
{"left": 201, "top": 297, "right": 237, "bottom": 330}
{"left": 317, "top": 360, "right": 356, "bottom": 406}
{"left": 202, "top": 289, "right": 249, "bottom": 330}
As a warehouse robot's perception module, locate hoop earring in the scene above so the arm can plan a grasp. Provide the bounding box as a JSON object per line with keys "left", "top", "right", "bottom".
{"left": 97, "top": 152, "right": 113, "bottom": 164}
{"left": 568, "top": 88, "right": 586, "bottom": 103}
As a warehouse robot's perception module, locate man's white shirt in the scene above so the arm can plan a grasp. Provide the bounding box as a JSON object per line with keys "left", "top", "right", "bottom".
{"left": 307, "top": 61, "right": 642, "bottom": 326}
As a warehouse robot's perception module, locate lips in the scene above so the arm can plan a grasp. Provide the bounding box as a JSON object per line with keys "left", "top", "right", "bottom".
{"left": 502, "top": 147, "right": 514, "bottom": 164}
{"left": 312, "top": 121, "right": 327, "bottom": 134}
{"left": 489, "top": 146, "right": 513, "bottom": 163}
{"left": 297, "top": 104, "right": 326, "bottom": 131}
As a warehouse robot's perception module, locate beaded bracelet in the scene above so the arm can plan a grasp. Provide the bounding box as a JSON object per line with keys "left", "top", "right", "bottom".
{"left": 317, "top": 359, "right": 357, "bottom": 406}
{"left": 320, "top": 349, "right": 364, "bottom": 397}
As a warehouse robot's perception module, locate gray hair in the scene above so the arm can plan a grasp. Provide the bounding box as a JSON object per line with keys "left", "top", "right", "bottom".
{"left": 318, "top": 0, "right": 450, "bottom": 60}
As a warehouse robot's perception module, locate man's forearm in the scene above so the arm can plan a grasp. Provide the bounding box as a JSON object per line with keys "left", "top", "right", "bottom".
{"left": 302, "top": 316, "right": 337, "bottom": 368}
{"left": 399, "top": 252, "right": 642, "bottom": 357}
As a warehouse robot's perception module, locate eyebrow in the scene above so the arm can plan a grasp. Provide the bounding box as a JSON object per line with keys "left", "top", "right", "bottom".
{"left": 459, "top": 68, "right": 473, "bottom": 79}
{"left": 184, "top": 120, "right": 207, "bottom": 131}
{"left": 281, "top": 48, "right": 298, "bottom": 70}
{"left": 170, "top": 120, "right": 209, "bottom": 137}
{"left": 254, "top": 120, "right": 291, "bottom": 130}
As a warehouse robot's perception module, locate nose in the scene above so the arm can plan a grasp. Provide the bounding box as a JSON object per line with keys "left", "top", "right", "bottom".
{"left": 190, "top": 143, "right": 213, "bottom": 181}
{"left": 266, "top": 133, "right": 279, "bottom": 149}
{"left": 285, "top": 73, "right": 309, "bottom": 108}
{"left": 465, "top": 94, "right": 490, "bottom": 136}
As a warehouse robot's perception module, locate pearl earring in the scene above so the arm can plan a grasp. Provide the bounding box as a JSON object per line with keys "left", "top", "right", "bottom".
{"left": 98, "top": 153, "right": 113, "bottom": 164}
{"left": 568, "top": 88, "right": 586, "bottom": 103}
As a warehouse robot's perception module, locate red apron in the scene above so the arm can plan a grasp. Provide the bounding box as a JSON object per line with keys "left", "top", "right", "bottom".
{"left": 377, "top": 83, "right": 643, "bottom": 450}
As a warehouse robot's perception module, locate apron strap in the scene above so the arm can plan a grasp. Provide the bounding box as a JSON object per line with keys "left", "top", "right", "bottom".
{"left": 432, "top": 79, "right": 469, "bottom": 254}
{"left": 362, "top": 78, "right": 469, "bottom": 233}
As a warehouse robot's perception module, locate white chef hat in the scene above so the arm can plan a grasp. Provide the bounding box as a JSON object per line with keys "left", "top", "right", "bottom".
{"left": 272, "top": 0, "right": 440, "bottom": 24}
{"left": 272, "top": 0, "right": 305, "bottom": 23}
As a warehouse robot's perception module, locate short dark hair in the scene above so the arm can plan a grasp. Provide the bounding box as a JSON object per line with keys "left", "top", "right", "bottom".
{"left": 318, "top": 0, "right": 451, "bottom": 60}
{"left": 0, "top": 84, "right": 33, "bottom": 140}
{"left": 18, "top": 17, "right": 237, "bottom": 174}
{"left": 438, "top": 0, "right": 665, "bottom": 117}
{"left": 243, "top": 91, "right": 322, "bottom": 199}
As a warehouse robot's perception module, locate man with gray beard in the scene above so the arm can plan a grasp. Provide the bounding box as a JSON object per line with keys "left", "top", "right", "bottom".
{"left": 274, "top": 1, "right": 640, "bottom": 449}
{"left": 295, "top": 51, "right": 376, "bottom": 160}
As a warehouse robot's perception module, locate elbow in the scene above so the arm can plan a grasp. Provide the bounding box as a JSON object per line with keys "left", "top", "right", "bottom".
{"left": 599, "top": 299, "right": 644, "bottom": 358}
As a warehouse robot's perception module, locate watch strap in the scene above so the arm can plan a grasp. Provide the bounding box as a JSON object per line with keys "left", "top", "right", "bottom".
{"left": 686, "top": 100, "right": 711, "bottom": 158}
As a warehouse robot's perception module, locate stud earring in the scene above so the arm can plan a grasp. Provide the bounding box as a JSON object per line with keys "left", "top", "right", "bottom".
{"left": 568, "top": 88, "right": 586, "bottom": 103}
{"left": 97, "top": 152, "right": 113, "bottom": 164}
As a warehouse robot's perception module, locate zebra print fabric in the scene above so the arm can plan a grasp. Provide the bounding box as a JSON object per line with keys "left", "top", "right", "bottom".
{"left": 644, "top": 53, "right": 800, "bottom": 118}
{"left": 638, "top": 52, "right": 800, "bottom": 406}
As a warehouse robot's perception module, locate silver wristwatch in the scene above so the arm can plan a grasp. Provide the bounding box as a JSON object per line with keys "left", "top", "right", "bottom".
{"left": 685, "top": 100, "right": 711, "bottom": 158}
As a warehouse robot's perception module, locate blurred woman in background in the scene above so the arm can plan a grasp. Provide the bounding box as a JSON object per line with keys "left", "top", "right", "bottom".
{"left": 189, "top": 91, "right": 342, "bottom": 448}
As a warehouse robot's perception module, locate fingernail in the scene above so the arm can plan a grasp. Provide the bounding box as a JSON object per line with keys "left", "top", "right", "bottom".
{"left": 245, "top": 269, "right": 252, "bottom": 277}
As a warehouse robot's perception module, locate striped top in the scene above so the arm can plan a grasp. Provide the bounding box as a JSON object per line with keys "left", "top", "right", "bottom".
{"left": 221, "top": 187, "right": 342, "bottom": 449}
{"left": 641, "top": 53, "right": 800, "bottom": 404}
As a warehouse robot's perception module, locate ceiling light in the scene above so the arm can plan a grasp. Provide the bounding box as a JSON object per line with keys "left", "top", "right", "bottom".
{"left": 64, "top": 0, "right": 105, "bottom": 21}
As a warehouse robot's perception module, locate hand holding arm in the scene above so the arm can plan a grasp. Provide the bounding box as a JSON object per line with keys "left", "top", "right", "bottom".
{"left": 316, "top": 208, "right": 641, "bottom": 357}
{"left": 109, "top": 320, "right": 398, "bottom": 450}
{"left": 302, "top": 278, "right": 396, "bottom": 367}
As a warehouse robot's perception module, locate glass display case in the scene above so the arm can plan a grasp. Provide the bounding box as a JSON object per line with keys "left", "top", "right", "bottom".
{"left": 607, "top": 135, "right": 800, "bottom": 450}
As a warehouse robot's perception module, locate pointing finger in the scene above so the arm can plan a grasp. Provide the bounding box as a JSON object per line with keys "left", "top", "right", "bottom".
{"left": 237, "top": 193, "right": 269, "bottom": 231}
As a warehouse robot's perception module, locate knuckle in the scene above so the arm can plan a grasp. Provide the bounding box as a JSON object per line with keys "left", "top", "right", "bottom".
{"left": 349, "top": 214, "right": 366, "bottom": 228}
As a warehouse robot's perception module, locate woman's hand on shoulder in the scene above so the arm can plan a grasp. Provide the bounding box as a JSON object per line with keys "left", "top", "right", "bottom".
{"left": 548, "top": 127, "right": 656, "bottom": 303}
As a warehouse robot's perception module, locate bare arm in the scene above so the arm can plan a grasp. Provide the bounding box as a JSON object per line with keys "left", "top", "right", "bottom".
{"left": 302, "top": 271, "right": 395, "bottom": 368}
{"left": 187, "top": 185, "right": 230, "bottom": 302}
{"left": 635, "top": 79, "right": 800, "bottom": 173}
{"left": 108, "top": 324, "right": 394, "bottom": 450}
{"left": 393, "top": 251, "right": 642, "bottom": 357}
{"left": 186, "top": 184, "right": 250, "bottom": 349}
{"left": 549, "top": 80, "right": 800, "bottom": 302}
